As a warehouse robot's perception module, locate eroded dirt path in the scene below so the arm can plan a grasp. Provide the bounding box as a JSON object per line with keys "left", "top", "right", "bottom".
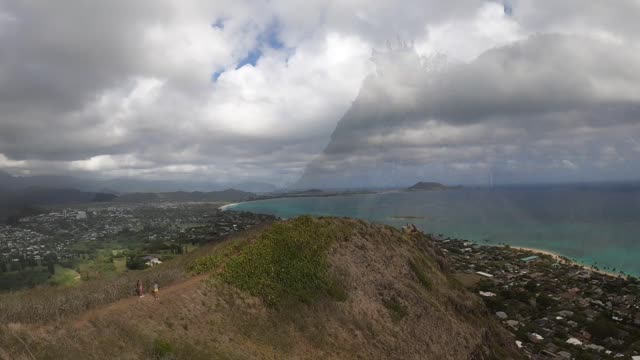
{"left": 73, "top": 274, "right": 208, "bottom": 328}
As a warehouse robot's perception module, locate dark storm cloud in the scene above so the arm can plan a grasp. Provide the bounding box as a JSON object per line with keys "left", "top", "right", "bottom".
{"left": 0, "top": 2, "right": 159, "bottom": 109}
{"left": 329, "top": 34, "right": 640, "bottom": 140}
{"left": 299, "top": 34, "right": 640, "bottom": 187}
{"left": 513, "top": 0, "right": 640, "bottom": 39}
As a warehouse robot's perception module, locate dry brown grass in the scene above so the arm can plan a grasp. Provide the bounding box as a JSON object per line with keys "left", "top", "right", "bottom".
{"left": 0, "top": 223, "right": 270, "bottom": 324}
{"left": 0, "top": 219, "right": 521, "bottom": 360}
{"left": 0, "top": 266, "right": 185, "bottom": 324}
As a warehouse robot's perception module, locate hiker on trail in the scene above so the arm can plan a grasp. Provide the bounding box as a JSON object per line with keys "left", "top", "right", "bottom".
{"left": 136, "top": 280, "right": 144, "bottom": 298}
{"left": 152, "top": 282, "right": 159, "bottom": 301}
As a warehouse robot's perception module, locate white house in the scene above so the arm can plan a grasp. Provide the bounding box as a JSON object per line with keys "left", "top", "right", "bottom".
{"left": 566, "top": 338, "right": 583, "bottom": 346}
{"left": 143, "top": 256, "right": 162, "bottom": 267}
{"left": 476, "top": 271, "right": 494, "bottom": 278}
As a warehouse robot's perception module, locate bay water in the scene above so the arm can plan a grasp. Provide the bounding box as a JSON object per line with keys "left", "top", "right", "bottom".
{"left": 228, "top": 185, "right": 640, "bottom": 276}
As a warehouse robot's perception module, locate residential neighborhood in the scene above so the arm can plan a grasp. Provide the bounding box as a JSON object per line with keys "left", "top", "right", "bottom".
{"left": 0, "top": 202, "right": 275, "bottom": 289}
{"left": 432, "top": 236, "right": 640, "bottom": 359}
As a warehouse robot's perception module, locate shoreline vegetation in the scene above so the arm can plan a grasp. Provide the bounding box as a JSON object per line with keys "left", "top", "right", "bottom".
{"left": 389, "top": 216, "right": 427, "bottom": 220}
{"left": 508, "top": 246, "right": 624, "bottom": 278}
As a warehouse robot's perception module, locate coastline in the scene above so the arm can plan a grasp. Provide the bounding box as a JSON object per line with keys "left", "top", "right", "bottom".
{"left": 508, "top": 245, "right": 623, "bottom": 278}
{"left": 218, "top": 199, "right": 634, "bottom": 278}
{"left": 218, "top": 202, "right": 240, "bottom": 211}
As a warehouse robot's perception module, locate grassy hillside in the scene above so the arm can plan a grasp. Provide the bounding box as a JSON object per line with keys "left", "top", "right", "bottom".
{"left": 0, "top": 217, "right": 520, "bottom": 360}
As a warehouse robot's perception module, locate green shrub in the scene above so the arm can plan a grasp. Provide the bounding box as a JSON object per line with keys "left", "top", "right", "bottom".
{"left": 408, "top": 258, "right": 431, "bottom": 289}
{"left": 586, "top": 316, "right": 618, "bottom": 340}
{"left": 383, "top": 296, "right": 408, "bottom": 321}
{"left": 524, "top": 280, "right": 538, "bottom": 292}
{"left": 188, "top": 255, "right": 221, "bottom": 274}
{"left": 536, "top": 293, "right": 555, "bottom": 309}
{"left": 220, "top": 216, "right": 349, "bottom": 307}
{"left": 326, "top": 278, "right": 348, "bottom": 302}
{"left": 152, "top": 338, "right": 174, "bottom": 359}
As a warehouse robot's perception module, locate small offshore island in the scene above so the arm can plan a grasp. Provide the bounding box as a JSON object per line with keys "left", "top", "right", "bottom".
{"left": 241, "top": 181, "right": 462, "bottom": 203}
{"left": 405, "top": 182, "right": 463, "bottom": 191}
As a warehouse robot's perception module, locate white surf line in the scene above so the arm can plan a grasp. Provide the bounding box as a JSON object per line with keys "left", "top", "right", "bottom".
{"left": 218, "top": 202, "right": 240, "bottom": 211}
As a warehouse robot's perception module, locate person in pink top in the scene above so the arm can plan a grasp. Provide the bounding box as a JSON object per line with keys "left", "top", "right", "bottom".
{"left": 136, "top": 280, "right": 144, "bottom": 298}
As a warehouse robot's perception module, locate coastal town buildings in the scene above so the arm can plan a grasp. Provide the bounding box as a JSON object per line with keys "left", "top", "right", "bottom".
{"left": 0, "top": 202, "right": 274, "bottom": 286}
{"left": 431, "top": 235, "right": 640, "bottom": 359}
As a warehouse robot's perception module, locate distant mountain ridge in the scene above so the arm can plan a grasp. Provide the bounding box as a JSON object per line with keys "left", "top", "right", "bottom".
{"left": 0, "top": 187, "right": 116, "bottom": 222}
{"left": 0, "top": 170, "right": 91, "bottom": 191}
{"left": 116, "top": 189, "right": 256, "bottom": 203}
{"left": 0, "top": 170, "right": 275, "bottom": 193}
{"left": 406, "top": 182, "right": 462, "bottom": 191}
{"left": 0, "top": 176, "right": 256, "bottom": 222}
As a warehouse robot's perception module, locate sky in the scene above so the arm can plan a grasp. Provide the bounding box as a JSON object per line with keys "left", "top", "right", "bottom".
{"left": 1, "top": 1, "right": 640, "bottom": 189}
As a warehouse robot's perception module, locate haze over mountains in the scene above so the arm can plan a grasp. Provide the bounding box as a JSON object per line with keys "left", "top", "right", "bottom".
{"left": 0, "top": 170, "right": 260, "bottom": 222}
{"left": 0, "top": 170, "right": 275, "bottom": 194}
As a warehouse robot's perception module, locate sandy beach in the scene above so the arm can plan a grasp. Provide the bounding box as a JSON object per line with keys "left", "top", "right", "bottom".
{"left": 510, "top": 246, "right": 622, "bottom": 278}
{"left": 218, "top": 202, "right": 240, "bottom": 211}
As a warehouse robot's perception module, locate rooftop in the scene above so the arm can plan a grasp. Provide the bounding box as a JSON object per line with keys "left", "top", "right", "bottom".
{"left": 519, "top": 255, "right": 540, "bottom": 262}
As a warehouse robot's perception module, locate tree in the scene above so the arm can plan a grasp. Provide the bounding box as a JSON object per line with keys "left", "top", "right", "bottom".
{"left": 126, "top": 256, "right": 146, "bottom": 270}
{"left": 46, "top": 261, "right": 55, "bottom": 274}
{"left": 586, "top": 316, "right": 618, "bottom": 340}
{"left": 524, "top": 280, "right": 538, "bottom": 292}
{"left": 536, "top": 294, "right": 555, "bottom": 309}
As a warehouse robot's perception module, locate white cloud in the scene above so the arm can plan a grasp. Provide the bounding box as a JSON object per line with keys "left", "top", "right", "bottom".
{"left": 560, "top": 160, "right": 578, "bottom": 170}
{"left": 1, "top": 0, "right": 640, "bottom": 188}
{"left": 0, "top": 154, "right": 26, "bottom": 168}
{"left": 416, "top": 2, "right": 525, "bottom": 62}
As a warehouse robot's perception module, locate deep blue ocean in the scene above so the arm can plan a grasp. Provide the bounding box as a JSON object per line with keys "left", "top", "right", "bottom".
{"left": 227, "top": 185, "right": 640, "bottom": 276}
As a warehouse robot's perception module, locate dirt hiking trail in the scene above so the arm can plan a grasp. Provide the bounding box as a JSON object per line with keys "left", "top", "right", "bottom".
{"left": 73, "top": 274, "right": 208, "bottom": 328}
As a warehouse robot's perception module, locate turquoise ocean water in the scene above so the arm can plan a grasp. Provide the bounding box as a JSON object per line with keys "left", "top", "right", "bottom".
{"left": 227, "top": 187, "right": 640, "bottom": 276}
